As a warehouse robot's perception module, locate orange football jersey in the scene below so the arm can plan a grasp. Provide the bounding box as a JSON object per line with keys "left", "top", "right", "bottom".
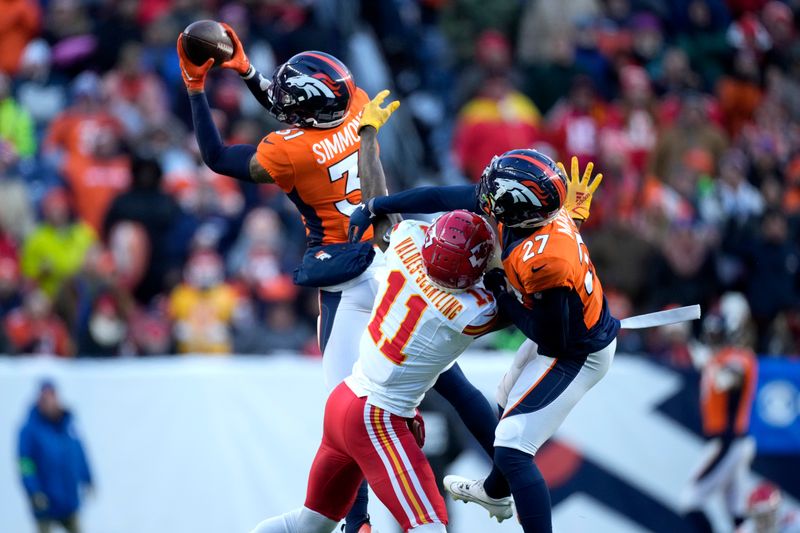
{"left": 701, "top": 347, "right": 757, "bottom": 437}
{"left": 502, "top": 210, "right": 604, "bottom": 329}
{"left": 254, "top": 88, "right": 373, "bottom": 246}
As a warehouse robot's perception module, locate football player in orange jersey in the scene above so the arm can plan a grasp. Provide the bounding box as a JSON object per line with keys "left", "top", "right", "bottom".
{"left": 683, "top": 293, "right": 758, "bottom": 533}
{"left": 178, "top": 27, "right": 503, "bottom": 533}
{"left": 349, "top": 150, "right": 616, "bottom": 531}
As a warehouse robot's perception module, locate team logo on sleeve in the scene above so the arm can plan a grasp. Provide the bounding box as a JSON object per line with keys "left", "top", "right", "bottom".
{"left": 285, "top": 74, "right": 340, "bottom": 100}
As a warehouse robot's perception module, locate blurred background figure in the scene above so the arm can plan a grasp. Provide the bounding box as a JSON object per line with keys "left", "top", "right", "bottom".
{"left": 20, "top": 188, "right": 95, "bottom": 299}
{"left": 168, "top": 251, "right": 238, "bottom": 355}
{"left": 683, "top": 293, "right": 758, "bottom": 532}
{"left": 18, "top": 380, "right": 93, "bottom": 533}
{"left": 738, "top": 482, "right": 800, "bottom": 533}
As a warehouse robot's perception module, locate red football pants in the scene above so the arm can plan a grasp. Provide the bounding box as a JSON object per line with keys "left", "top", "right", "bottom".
{"left": 304, "top": 382, "right": 448, "bottom": 531}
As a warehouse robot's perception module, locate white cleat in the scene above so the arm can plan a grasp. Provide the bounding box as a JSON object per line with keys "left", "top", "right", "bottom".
{"left": 443, "top": 475, "right": 513, "bottom": 523}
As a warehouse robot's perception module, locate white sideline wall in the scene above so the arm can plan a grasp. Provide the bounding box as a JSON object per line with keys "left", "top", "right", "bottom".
{"left": 0, "top": 354, "right": 735, "bottom": 533}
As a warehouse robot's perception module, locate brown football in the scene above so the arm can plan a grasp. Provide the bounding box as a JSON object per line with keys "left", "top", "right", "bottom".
{"left": 180, "top": 20, "right": 234, "bottom": 67}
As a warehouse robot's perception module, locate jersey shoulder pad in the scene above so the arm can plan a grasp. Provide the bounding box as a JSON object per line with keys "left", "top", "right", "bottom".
{"left": 506, "top": 239, "right": 574, "bottom": 295}
{"left": 461, "top": 288, "right": 498, "bottom": 336}
{"left": 256, "top": 132, "right": 301, "bottom": 192}
{"left": 390, "top": 219, "right": 427, "bottom": 244}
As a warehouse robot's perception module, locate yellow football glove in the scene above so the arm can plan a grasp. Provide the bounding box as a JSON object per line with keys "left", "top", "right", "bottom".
{"left": 558, "top": 156, "right": 603, "bottom": 222}
{"left": 359, "top": 90, "right": 400, "bottom": 132}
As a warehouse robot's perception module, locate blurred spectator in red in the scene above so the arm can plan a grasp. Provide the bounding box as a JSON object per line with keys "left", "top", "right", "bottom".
{"left": 43, "top": 72, "right": 122, "bottom": 170}
{"left": 4, "top": 289, "right": 72, "bottom": 356}
{"left": 14, "top": 39, "right": 67, "bottom": 132}
{"left": 21, "top": 189, "right": 96, "bottom": 298}
{"left": 103, "top": 41, "right": 169, "bottom": 139}
{"left": 678, "top": 0, "right": 732, "bottom": 89}
{"left": 104, "top": 156, "right": 186, "bottom": 304}
{"left": 168, "top": 251, "right": 239, "bottom": 355}
{"left": 609, "top": 65, "right": 659, "bottom": 174}
{"left": 650, "top": 92, "right": 728, "bottom": 180}
{"left": 452, "top": 73, "right": 541, "bottom": 181}
{"left": 0, "top": 235, "right": 21, "bottom": 318}
{"left": 548, "top": 76, "right": 610, "bottom": 165}
{"left": 0, "top": 72, "right": 36, "bottom": 159}
{"left": 55, "top": 246, "right": 134, "bottom": 357}
{"left": 0, "top": 0, "right": 40, "bottom": 75}
{"left": 717, "top": 50, "right": 763, "bottom": 138}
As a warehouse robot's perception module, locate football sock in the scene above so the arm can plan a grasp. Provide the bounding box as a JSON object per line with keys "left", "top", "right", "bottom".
{"left": 483, "top": 463, "right": 511, "bottom": 499}
{"left": 494, "top": 446, "right": 552, "bottom": 533}
{"left": 433, "top": 364, "right": 498, "bottom": 458}
{"left": 343, "top": 481, "right": 370, "bottom": 533}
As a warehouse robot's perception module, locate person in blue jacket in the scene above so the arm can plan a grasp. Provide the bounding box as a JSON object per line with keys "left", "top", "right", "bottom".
{"left": 18, "top": 380, "right": 93, "bottom": 533}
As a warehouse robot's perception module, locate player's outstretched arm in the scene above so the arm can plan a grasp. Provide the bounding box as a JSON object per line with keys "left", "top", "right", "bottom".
{"left": 218, "top": 23, "right": 273, "bottom": 111}
{"left": 358, "top": 90, "right": 402, "bottom": 249}
{"left": 178, "top": 36, "right": 270, "bottom": 183}
{"left": 348, "top": 185, "right": 480, "bottom": 243}
{"left": 558, "top": 156, "right": 603, "bottom": 228}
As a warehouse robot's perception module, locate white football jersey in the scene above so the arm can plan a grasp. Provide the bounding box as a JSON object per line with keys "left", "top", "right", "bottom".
{"left": 346, "top": 220, "right": 497, "bottom": 418}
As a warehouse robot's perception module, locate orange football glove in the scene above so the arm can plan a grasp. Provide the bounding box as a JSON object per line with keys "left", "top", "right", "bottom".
{"left": 219, "top": 22, "right": 252, "bottom": 77}
{"left": 177, "top": 37, "right": 214, "bottom": 92}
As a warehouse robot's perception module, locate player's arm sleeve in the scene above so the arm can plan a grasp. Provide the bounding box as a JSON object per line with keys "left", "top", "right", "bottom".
{"left": 495, "top": 287, "right": 570, "bottom": 353}
{"left": 18, "top": 426, "right": 43, "bottom": 497}
{"left": 189, "top": 92, "right": 256, "bottom": 182}
{"left": 241, "top": 68, "right": 272, "bottom": 110}
{"left": 371, "top": 185, "right": 480, "bottom": 216}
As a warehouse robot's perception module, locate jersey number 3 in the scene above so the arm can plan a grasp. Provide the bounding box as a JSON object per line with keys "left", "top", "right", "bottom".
{"left": 328, "top": 152, "right": 361, "bottom": 215}
{"left": 368, "top": 271, "right": 426, "bottom": 365}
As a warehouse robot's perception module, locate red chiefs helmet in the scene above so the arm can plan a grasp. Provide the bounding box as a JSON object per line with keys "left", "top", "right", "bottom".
{"left": 421, "top": 210, "right": 495, "bottom": 291}
{"left": 748, "top": 482, "right": 782, "bottom": 516}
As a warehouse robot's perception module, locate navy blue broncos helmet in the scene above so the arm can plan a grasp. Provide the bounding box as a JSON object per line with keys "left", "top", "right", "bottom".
{"left": 266, "top": 51, "right": 355, "bottom": 128}
{"left": 478, "top": 149, "right": 568, "bottom": 229}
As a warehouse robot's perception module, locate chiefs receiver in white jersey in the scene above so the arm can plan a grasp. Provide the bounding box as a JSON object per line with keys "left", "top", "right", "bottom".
{"left": 250, "top": 211, "right": 498, "bottom": 533}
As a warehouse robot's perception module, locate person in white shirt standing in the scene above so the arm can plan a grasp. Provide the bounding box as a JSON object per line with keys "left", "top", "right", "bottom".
{"left": 250, "top": 210, "right": 498, "bottom": 533}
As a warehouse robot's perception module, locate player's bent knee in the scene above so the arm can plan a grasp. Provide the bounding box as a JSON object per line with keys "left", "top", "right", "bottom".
{"left": 409, "top": 523, "right": 447, "bottom": 533}
{"left": 494, "top": 416, "right": 538, "bottom": 456}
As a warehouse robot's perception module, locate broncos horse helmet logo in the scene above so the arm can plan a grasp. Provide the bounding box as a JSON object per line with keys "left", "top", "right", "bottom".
{"left": 284, "top": 74, "right": 341, "bottom": 101}
{"left": 493, "top": 178, "right": 544, "bottom": 207}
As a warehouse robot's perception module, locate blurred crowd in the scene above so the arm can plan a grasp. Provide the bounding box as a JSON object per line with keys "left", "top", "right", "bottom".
{"left": 0, "top": 0, "right": 798, "bottom": 359}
